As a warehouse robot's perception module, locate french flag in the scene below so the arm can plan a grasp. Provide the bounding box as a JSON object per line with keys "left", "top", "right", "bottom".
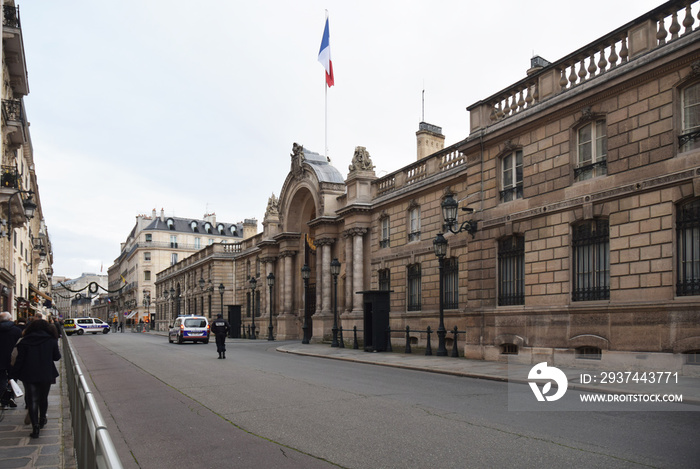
{"left": 318, "top": 15, "right": 334, "bottom": 87}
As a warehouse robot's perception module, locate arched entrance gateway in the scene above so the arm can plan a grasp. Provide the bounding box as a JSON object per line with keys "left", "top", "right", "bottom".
{"left": 251, "top": 143, "right": 375, "bottom": 341}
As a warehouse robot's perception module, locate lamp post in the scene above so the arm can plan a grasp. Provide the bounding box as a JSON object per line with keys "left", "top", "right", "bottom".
{"left": 301, "top": 264, "right": 310, "bottom": 344}
{"left": 0, "top": 190, "right": 36, "bottom": 238}
{"left": 433, "top": 232, "right": 448, "bottom": 356}
{"left": 218, "top": 283, "right": 225, "bottom": 319}
{"left": 441, "top": 194, "right": 477, "bottom": 237}
{"left": 249, "top": 277, "right": 257, "bottom": 340}
{"left": 330, "top": 258, "right": 340, "bottom": 347}
{"left": 267, "top": 272, "right": 275, "bottom": 341}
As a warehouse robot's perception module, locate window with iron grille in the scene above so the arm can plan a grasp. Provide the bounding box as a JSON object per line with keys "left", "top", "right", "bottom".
{"left": 378, "top": 268, "right": 390, "bottom": 291}
{"left": 501, "top": 344, "right": 518, "bottom": 355}
{"left": 443, "top": 257, "right": 458, "bottom": 309}
{"left": 407, "top": 264, "right": 421, "bottom": 311}
{"left": 686, "top": 350, "right": 700, "bottom": 365}
{"left": 576, "top": 346, "right": 602, "bottom": 360}
{"left": 572, "top": 219, "right": 609, "bottom": 301}
{"left": 575, "top": 119, "right": 607, "bottom": 181}
{"left": 498, "top": 236, "right": 525, "bottom": 305}
{"left": 676, "top": 199, "right": 700, "bottom": 296}
{"left": 501, "top": 150, "right": 523, "bottom": 202}
{"left": 380, "top": 217, "right": 390, "bottom": 248}
{"left": 680, "top": 82, "right": 700, "bottom": 152}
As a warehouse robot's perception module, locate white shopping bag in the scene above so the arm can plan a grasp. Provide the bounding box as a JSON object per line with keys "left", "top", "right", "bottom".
{"left": 9, "top": 379, "right": 23, "bottom": 398}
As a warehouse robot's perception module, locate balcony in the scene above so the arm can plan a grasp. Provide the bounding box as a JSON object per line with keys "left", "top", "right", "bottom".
{"left": 2, "top": 5, "right": 29, "bottom": 96}
{"left": 1, "top": 99, "right": 27, "bottom": 144}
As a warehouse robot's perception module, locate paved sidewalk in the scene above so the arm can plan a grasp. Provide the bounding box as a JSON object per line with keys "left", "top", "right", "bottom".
{"left": 0, "top": 351, "right": 76, "bottom": 469}
{"left": 276, "top": 342, "right": 700, "bottom": 405}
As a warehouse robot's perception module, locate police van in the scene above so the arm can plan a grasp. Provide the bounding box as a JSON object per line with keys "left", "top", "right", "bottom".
{"left": 168, "top": 315, "right": 209, "bottom": 344}
{"left": 64, "top": 317, "right": 111, "bottom": 335}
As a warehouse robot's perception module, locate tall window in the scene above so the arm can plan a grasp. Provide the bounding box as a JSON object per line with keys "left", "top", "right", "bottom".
{"left": 145, "top": 233, "right": 152, "bottom": 242}
{"left": 171, "top": 253, "right": 178, "bottom": 265}
{"left": 498, "top": 236, "right": 525, "bottom": 305}
{"left": 443, "top": 257, "right": 458, "bottom": 309}
{"left": 572, "top": 219, "right": 610, "bottom": 301}
{"left": 576, "top": 119, "right": 607, "bottom": 181}
{"left": 681, "top": 82, "right": 700, "bottom": 152}
{"left": 676, "top": 199, "right": 700, "bottom": 296}
{"left": 408, "top": 207, "right": 421, "bottom": 242}
{"left": 194, "top": 237, "right": 201, "bottom": 249}
{"left": 144, "top": 271, "right": 151, "bottom": 281}
{"left": 378, "top": 268, "right": 390, "bottom": 291}
{"left": 501, "top": 150, "right": 523, "bottom": 202}
{"left": 380, "top": 217, "right": 390, "bottom": 248}
{"left": 144, "top": 252, "right": 151, "bottom": 261}
{"left": 407, "top": 264, "right": 421, "bottom": 311}
{"left": 170, "top": 235, "right": 178, "bottom": 248}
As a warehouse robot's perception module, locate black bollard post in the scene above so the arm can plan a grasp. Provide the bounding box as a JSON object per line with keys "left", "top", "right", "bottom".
{"left": 353, "top": 326, "right": 359, "bottom": 349}
{"left": 405, "top": 326, "right": 411, "bottom": 354}
{"left": 386, "top": 326, "right": 393, "bottom": 353}
{"left": 425, "top": 326, "right": 433, "bottom": 356}
{"left": 451, "top": 326, "right": 459, "bottom": 357}
{"left": 339, "top": 326, "right": 345, "bottom": 348}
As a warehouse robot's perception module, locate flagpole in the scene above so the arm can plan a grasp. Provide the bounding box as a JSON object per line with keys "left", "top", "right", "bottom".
{"left": 325, "top": 80, "right": 328, "bottom": 160}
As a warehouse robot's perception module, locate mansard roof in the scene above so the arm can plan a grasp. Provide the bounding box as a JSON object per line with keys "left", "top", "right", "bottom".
{"left": 304, "top": 148, "right": 345, "bottom": 184}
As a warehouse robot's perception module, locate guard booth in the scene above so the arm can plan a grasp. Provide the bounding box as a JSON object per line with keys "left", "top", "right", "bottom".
{"left": 358, "top": 290, "right": 391, "bottom": 352}
{"left": 228, "top": 305, "right": 241, "bottom": 338}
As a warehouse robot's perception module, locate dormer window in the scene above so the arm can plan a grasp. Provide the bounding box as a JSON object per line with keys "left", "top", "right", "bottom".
{"left": 217, "top": 223, "right": 225, "bottom": 235}
{"left": 190, "top": 221, "right": 199, "bottom": 232}
{"left": 230, "top": 226, "right": 238, "bottom": 236}
{"left": 167, "top": 218, "right": 175, "bottom": 230}
{"left": 204, "top": 222, "right": 213, "bottom": 234}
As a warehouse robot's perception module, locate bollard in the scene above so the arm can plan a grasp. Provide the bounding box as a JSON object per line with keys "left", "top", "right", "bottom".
{"left": 353, "top": 326, "right": 359, "bottom": 349}
{"left": 404, "top": 326, "right": 411, "bottom": 354}
{"left": 339, "top": 326, "right": 345, "bottom": 348}
{"left": 386, "top": 326, "right": 393, "bottom": 353}
{"left": 425, "top": 326, "right": 433, "bottom": 356}
{"left": 451, "top": 326, "right": 459, "bottom": 357}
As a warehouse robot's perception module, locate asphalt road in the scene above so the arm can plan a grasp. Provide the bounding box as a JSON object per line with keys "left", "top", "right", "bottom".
{"left": 70, "top": 333, "right": 700, "bottom": 469}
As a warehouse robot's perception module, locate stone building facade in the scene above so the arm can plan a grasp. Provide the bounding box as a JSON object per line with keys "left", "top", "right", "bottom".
{"left": 109, "top": 208, "right": 255, "bottom": 326}
{"left": 0, "top": 1, "right": 53, "bottom": 318}
{"left": 165, "top": 1, "right": 700, "bottom": 373}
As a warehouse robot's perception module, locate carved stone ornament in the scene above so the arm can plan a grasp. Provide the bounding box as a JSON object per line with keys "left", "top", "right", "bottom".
{"left": 291, "top": 142, "right": 305, "bottom": 179}
{"left": 348, "top": 146, "right": 375, "bottom": 173}
{"left": 266, "top": 193, "right": 279, "bottom": 215}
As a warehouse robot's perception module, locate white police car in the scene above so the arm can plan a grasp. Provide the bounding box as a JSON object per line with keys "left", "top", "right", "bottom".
{"left": 64, "top": 317, "right": 111, "bottom": 335}
{"left": 168, "top": 315, "right": 209, "bottom": 344}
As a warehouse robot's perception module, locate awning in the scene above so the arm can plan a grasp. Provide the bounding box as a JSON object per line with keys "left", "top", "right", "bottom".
{"left": 125, "top": 310, "right": 137, "bottom": 319}
{"left": 33, "top": 289, "right": 52, "bottom": 302}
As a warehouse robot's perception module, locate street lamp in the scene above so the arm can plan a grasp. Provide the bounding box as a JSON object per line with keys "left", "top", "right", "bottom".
{"left": 441, "top": 194, "right": 477, "bottom": 237}
{"left": 433, "top": 232, "right": 448, "bottom": 356}
{"left": 218, "top": 283, "right": 225, "bottom": 319}
{"left": 169, "top": 287, "right": 175, "bottom": 324}
{"left": 301, "top": 264, "right": 311, "bottom": 344}
{"left": 330, "top": 258, "right": 341, "bottom": 347}
{"left": 249, "top": 276, "right": 257, "bottom": 339}
{"left": 0, "top": 190, "right": 37, "bottom": 238}
{"left": 267, "top": 272, "right": 275, "bottom": 341}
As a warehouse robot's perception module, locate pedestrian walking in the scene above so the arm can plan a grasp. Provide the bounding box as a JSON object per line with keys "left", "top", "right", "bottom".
{"left": 210, "top": 314, "right": 230, "bottom": 359}
{"left": 0, "top": 312, "right": 22, "bottom": 408}
{"left": 10, "top": 318, "right": 61, "bottom": 439}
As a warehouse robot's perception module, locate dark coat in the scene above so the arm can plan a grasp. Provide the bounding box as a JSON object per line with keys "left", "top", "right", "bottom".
{"left": 0, "top": 320, "right": 22, "bottom": 371}
{"left": 10, "top": 330, "right": 60, "bottom": 384}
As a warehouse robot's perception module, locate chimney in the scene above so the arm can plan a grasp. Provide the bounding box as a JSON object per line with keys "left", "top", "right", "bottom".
{"left": 160, "top": 208, "right": 165, "bottom": 222}
{"left": 152, "top": 208, "right": 156, "bottom": 219}
{"left": 527, "top": 55, "right": 550, "bottom": 75}
{"left": 416, "top": 122, "right": 445, "bottom": 160}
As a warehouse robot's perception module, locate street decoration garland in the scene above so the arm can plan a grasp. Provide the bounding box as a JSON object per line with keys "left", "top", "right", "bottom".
{"left": 57, "top": 280, "right": 127, "bottom": 295}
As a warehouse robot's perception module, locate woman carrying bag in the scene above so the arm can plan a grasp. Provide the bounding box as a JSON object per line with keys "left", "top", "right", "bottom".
{"left": 10, "top": 318, "right": 61, "bottom": 438}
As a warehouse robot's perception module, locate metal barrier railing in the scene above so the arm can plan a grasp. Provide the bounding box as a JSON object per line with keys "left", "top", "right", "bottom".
{"left": 63, "top": 335, "right": 124, "bottom": 469}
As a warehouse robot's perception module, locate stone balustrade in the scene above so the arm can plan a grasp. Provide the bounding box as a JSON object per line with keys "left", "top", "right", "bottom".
{"left": 468, "top": 0, "right": 699, "bottom": 133}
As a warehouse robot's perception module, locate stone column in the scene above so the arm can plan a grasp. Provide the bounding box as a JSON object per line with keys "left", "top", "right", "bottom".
{"left": 343, "top": 231, "right": 353, "bottom": 314}
{"left": 352, "top": 228, "right": 367, "bottom": 315}
{"left": 315, "top": 238, "right": 334, "bottom": 316}
{"left": 282, "top": 252, "right": 294, "bottom": 315}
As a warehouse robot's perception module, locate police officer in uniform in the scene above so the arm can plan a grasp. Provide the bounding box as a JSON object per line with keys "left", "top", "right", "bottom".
{"left": 210, "top": 314, "right": 230, "bottom": 359}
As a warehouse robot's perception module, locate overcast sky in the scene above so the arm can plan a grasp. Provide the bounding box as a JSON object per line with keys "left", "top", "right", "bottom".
{"left": 20, "top": 0, "right": 665, "bottom": 279}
